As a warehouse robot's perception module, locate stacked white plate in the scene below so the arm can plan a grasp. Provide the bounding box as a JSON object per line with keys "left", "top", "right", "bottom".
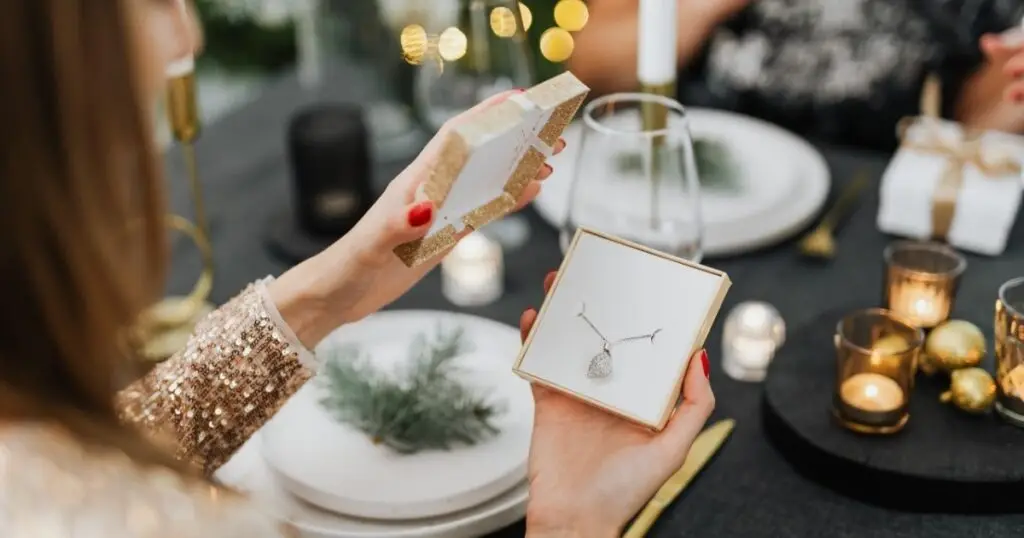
{"left": 216, "top": 311, "right": 534, "bottom": 538}
{"left": 532, "top": 108, "right": 831, "bottom": 257}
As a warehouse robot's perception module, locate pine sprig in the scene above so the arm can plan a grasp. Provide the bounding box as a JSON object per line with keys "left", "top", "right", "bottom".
{"left": 319, "top": 325, "right": 506, "bottom": 454}
{"left": 615, "top": 137, "right": 741, "bottom": 192}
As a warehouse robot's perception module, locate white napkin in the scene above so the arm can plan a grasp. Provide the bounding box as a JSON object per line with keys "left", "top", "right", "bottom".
{"left": 877, "top": 121, "right": 1024, "bottom": 256}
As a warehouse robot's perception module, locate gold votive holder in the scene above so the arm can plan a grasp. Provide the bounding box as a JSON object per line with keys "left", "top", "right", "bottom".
{"left": 994, "top": 277, "right": 1024, "bottom": 426}
{"left": 883, "top": 241, "right": 966, "bottom": 329}
{"left": 833, "top": 309, "right": 924, "bottom": 435}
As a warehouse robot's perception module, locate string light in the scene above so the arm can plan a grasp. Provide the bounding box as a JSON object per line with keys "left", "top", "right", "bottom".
{"left": 539, "top": 27, "right": 574, "bottom": 63}
{"left": 400, "top": 24, "right": 428, "bottom": 65}
{"left": 519, "top": 3, "right": 534, "bottom": 31}
{"left": 490, "top": 7, "right": 517, "bottom": 37}
{"left": 553, "top": 0, "right": 589, "bottom": 32}
{"left": 438, "top": 27, "right": 468, "bottom": 61}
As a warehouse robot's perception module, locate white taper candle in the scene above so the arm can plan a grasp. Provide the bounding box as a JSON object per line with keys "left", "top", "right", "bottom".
{"left": 637, "top": 0, "right": 678, "bottom": 86}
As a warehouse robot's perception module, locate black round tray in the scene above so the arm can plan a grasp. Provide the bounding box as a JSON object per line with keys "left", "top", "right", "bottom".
{"left": 762, "top": 307, "right": 1024, "bottom": 514}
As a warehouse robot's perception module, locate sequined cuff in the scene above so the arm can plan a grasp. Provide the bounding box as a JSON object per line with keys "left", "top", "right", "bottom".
{"left": 256, "top": 276, "right": 319, "bottom": 371}
{"left": 117, "top": 283, "right": 315, "bottom": 475}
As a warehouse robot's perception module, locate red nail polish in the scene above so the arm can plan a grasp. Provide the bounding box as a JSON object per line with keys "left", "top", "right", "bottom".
{"left": 407, "top": 201, "right": 433, "bottom": 227}
{"left": 700, "top": 350, "right": 710, "bottom": 379}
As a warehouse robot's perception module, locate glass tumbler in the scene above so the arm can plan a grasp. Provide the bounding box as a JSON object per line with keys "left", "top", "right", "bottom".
{"left": 995, "top": 277, "right": 1024, "bottom": 426}
{"left": 833, "top": 309, "right": 924, "bottom": 435}
{"left": 883, "top": 241, "right": 966, "bottom": 329}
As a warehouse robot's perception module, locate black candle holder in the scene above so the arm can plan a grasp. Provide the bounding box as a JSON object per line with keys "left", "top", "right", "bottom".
{"left": 267, "top": 103, "right": 375, "bottom": 263}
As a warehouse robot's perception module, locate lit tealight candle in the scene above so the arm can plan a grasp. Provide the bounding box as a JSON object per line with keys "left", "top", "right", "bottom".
{"left": 840, "top": 373, "right": 904, "bottom": 413}
{"left": 890, "top": 285, "right": 947, "bottom": 328}
{"left": 721, "top": 302, "right": 786, "bottom": 382}
{"left": 441, "top": 232, "right": 504, "bottom": 307}
{"left": 883, "top": 242, "right": 965, "bottom": 329}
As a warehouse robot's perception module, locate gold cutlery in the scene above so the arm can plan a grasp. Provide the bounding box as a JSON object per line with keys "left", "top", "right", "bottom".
{"left": 798, "top": 173, "right": 870, "bottom": 260}
{"left": 622, "top": 419, "right": 736, "bottom": 538}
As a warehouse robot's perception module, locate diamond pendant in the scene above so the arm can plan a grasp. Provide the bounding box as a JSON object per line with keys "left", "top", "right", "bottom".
{"left": 587, "top": 350, "right": 613, "bottom": 378}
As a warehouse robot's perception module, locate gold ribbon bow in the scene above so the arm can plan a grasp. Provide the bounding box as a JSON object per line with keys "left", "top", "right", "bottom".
{"left": 896, "top": 75, "right": 1022, "bottom": 240}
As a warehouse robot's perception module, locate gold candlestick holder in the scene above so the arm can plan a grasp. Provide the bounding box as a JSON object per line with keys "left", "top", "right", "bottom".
{"left": 639, "top": 81, "right": 675, "bottom": 139}
{"left": 140, "top": 58, "right": 216, "bottom": 361}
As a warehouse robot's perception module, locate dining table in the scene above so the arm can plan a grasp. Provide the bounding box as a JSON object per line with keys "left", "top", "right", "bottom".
{"left": 165, "top": 65, "right": 1024, "bottom": 537}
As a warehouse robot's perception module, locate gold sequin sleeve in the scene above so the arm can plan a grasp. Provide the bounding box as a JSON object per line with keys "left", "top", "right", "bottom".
{"left": 116, "top": 278, "right": 316, "bottom": 476}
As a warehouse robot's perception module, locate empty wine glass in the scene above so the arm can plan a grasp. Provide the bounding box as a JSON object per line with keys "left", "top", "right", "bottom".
{"left": 561, "top": 93, "right": 704, "bottom": 262}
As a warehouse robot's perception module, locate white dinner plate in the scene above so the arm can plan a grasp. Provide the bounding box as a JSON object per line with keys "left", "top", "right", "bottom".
{"left": 259, "top": 310, "right": 533, "bottom": 522}
{"left": 216, "top": 435, "right": 528, "bottom": 538}
{"left": 532, "top": 108, "right": 831, "bottom": 257}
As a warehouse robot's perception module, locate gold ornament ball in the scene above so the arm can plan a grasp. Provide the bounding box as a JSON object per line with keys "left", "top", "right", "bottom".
{"left": 925, "top": 319, "right": 986, "bottom": 372}
{"left": 871, "top": 334, "right": 909, "bottom": 355}
{"left": 400, "top": 24, "right": 428, "bottom": 65}
{"left": 554, "top": 0, "right": 589, "bottom": 32}
{"left": 940, "top": 367, "right": 996, "bottom": 413}
{"left": 540, "top": 27, "right": 574, "bottom": 63}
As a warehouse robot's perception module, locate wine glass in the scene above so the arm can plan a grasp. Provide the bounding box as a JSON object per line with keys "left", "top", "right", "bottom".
{"left": 561, "top": 93, "right": 704, "bottom": 262}
{"left": 407, "top": 0, "right": 535, "bottom": 248}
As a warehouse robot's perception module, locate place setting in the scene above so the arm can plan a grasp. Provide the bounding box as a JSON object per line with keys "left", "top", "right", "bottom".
{"left": 216, "top": 309, "right": 534, "bottom": 538}
{"left": 532, "top": 101, "right": 832, "bottom": 258}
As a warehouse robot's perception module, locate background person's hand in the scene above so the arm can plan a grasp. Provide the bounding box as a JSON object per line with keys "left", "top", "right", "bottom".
{"left": 980, "top": 32, "right": 1024, "bottom": 103}
{"left": 269, "top": 91, "right": 565, "bottom": 348}
{"left": 518, "top": 272, "right": 715, "bottom": 538}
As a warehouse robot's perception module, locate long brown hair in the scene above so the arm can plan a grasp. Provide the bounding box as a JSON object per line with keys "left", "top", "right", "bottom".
{"left": 0, "top": 0, "right": 183, "bottom": 470}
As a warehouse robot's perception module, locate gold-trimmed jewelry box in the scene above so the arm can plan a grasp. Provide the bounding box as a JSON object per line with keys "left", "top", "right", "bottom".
{"left": 394, "top": 71, "right": 590, "bottom": 267}
{"left": 514, "top": 228, "right": 731, "bottom": 431}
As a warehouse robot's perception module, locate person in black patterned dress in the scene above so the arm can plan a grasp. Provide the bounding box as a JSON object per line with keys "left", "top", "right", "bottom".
{"left": 570, "top": 0, "right": 1024, "bottom": 150}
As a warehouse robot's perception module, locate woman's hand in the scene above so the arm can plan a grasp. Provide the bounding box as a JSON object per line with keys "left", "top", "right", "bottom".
{"left": 268, "top": 91, "right": 565, "bottom": 348}
{"left": 519, "top": 272, "right": 715, "bottom": 538}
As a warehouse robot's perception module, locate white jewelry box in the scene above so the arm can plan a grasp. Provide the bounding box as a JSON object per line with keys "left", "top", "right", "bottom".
{"left": 514, "top": 228, "right": 731, "bottom": 430}
{"left": 394, "top": 71, "right": 590, "bottom": 267}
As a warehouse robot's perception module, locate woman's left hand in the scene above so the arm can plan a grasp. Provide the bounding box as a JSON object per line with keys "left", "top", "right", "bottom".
{"left": 268, "top": 90, "right": 565, "bottom": 348}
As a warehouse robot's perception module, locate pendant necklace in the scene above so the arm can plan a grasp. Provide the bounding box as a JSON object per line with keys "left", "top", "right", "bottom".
{"left": 576, "top": 302, "right": 661, "bottom": 378}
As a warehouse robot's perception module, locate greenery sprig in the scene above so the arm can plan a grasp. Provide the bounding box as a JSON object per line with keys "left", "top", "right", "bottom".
{"left": 615, "top": 137, "right": 741, "bottom": 192}
{"left": 320, "top": 325, "right": 505, "bottom": 454}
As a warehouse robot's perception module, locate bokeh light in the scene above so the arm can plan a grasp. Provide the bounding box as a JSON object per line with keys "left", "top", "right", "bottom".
{"left": 539, "top": 27, "right": 574, "bottom": 63}
{"left": 400, "top": 24, "right": 428, "bottom": 65}
{"left": 553, "top": 0, "right": 589, "bottom": 32}
{"left": 438, "top": 27, "right": 468, "bottom": 62}
{"left": 490, "top": 7, "right": 517, "bottom": 37}
{"left": 519, "top": 3, "right": 534, "bottom": 32}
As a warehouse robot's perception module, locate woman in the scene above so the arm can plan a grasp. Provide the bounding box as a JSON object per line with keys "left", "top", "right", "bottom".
{"left": 0, "top": 1, "right": 715, "bottom": 536}
{"left": 570, "top": 0, "right": 1024, "bottom": 150}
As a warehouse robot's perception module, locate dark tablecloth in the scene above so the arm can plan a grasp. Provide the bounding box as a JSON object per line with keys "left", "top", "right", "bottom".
{"left": 165, "top": 69, "right": 1024, "bottom": 537}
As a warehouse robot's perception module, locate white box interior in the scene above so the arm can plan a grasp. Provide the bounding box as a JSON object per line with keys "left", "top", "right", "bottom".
{"left": 427, "top": 102, "right": 555, "bottom": 236}
{"left": 516, "top": 231, "right": 726, "bottom": 426}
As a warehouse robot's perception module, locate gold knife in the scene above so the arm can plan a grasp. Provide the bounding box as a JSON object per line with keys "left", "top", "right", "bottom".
{"left": 622, "top": 419, "right": 736, "bottom": 538}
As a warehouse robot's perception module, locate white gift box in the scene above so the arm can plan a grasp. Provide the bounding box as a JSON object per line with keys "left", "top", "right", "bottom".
{"left": 394, "top": 72, "right": 589, "bottom": 267}
{"left": 877, "top": 118, "right": 1024, "bottom": 256}
{"left": 513, "top": 228, "right": 731, "bottom": 430}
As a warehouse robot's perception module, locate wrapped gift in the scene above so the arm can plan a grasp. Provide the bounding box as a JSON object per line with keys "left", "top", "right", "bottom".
{"left": 394, "top": 71, "right": 589, "bottom": 267}
{"left": 877, "top": 117, "right": 1024, "bottom": 256}
{"left": 514, "top": 228, "right": 731, "bottom": 430}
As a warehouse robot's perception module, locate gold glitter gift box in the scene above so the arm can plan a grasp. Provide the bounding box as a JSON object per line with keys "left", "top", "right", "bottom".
{"left": 394, "top": 71, "right": 590, "bottom": 267}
